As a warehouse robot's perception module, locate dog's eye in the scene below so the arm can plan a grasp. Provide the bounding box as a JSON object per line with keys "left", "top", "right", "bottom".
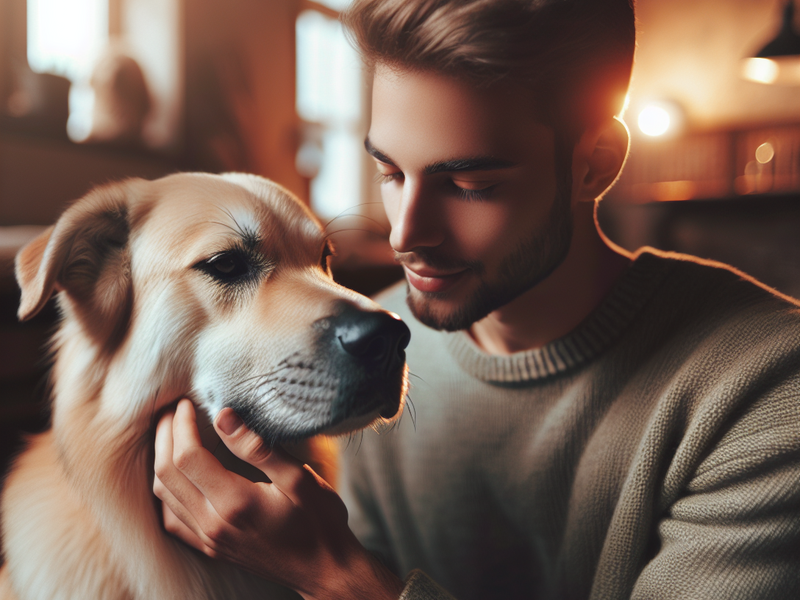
{"left": 196, "top": 251, "right": 251, "bottom": 281}
{"left": 320, "top": 242, "right": 335, "bottom": 272}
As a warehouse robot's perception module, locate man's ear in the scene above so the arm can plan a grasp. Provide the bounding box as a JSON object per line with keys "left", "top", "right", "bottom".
{"left": 15, "top": 179, "right": 143, "bottom": 346}
{"left": 572, "top": 117, "right": 630, "bottom": 202}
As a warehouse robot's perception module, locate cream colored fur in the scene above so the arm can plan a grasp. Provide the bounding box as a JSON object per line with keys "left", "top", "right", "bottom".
{"left": 0, "top": 173, "right": 405, "bottom": 600}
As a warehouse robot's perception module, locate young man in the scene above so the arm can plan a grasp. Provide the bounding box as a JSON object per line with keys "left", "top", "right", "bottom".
{"left": 154, "top": 1, "right": 800, "bottom": 598}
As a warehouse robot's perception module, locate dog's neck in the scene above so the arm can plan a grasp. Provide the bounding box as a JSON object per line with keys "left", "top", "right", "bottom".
{"left": 46, "top": 310, "right": 217, "bottom": 599}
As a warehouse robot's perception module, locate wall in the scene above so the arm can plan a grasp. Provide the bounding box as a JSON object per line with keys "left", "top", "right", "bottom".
{"left": 631, "top": 0, "right": 800, "bottom": 130}
{"left": 183, "top": 0, "right": 307, "bottom": 201}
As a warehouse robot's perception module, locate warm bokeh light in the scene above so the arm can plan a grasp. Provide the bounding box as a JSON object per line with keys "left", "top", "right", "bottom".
{"left": 27, "top": 0, "right": 108, "bottom": 81}
{"left": 755, "top": 141, "right": 775, "bottom": 164}
{"left": 741, "top": 58, "right": 780, "bottom": 84}
{"left": 638, "top": 105, "right": 672, "bottom": 137}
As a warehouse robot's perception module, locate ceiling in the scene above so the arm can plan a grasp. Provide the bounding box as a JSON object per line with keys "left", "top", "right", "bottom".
{"left": 629, "top": 0, "right": 800, "bottom": 131}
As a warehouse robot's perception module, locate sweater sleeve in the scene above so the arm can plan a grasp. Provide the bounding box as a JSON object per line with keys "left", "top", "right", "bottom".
{"left": 399, "top": 571, "right": 457, "bottom": 600}
{"left": 630, "top": 384, "right": 800, "bottom": 599}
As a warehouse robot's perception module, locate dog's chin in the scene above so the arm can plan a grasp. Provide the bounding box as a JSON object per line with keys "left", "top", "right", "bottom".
{"left": 236, "top": 396, "right": 405, "bottom": 446}
{"left": 225, "top": 361, "right": 410, "bottom": 446}
{"left": 322, "top": 396, "right": 406, "bottom": 439}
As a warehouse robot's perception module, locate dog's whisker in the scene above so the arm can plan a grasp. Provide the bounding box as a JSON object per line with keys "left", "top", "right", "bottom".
{"left": 240, "top": 372, "right": 284, "bottom": 388}
{"left": 356, "top": 430, "right": 365, "bottom": 454}
{"left": 219, "top": 206, "right": 247, "bottom": 239}
{"left": 322, "top": 203, "right": 384, "bottom": 230}
{"left": 208, "top": 219, "right": 243, "bottom": 237}
{"left": 323, "top": 214, "right": 389, "bottom": 237}
{"left": 324, "top": 227, "right": 389, "bottom": 239}
{"left": 405, "top": 394, "right": 417, "bottom": 431}
{"left": 233, "top": 363, "right": 296, "bottom": 388}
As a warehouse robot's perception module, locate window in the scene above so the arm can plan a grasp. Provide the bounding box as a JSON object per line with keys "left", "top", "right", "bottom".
{"left": 23, "top": 0, "right": 181, "bottom": 149}
{"left": 296, "top": 0, "right": 370, "bottom": 219}
{"left": 27, "top": 0, "right": 108, "bottom": 81}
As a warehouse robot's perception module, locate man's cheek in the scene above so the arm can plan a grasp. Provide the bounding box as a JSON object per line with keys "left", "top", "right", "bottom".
{"left": 446, "top": 204, "right": 510, "bottom": 254}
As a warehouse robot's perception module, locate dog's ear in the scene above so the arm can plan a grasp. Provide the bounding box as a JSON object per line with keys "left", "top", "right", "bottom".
{"left": 16, "top": 226, "right": 57, "bottom": 321}
{"left": 16, "top": 180, "right": 142, "bottom": 344}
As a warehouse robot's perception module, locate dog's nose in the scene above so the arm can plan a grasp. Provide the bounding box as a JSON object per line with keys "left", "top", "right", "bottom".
{"left": 333, "top": 302, "right": 410, "bottom": 371}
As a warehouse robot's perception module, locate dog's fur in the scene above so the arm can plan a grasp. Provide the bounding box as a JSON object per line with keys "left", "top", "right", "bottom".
{"left": 0, "top": 173, "right": 408, "bottom": 600}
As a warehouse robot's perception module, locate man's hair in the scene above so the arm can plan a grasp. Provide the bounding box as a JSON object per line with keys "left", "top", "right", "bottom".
{"left": 342, "top": 0, "right": 636, "bottom": 141}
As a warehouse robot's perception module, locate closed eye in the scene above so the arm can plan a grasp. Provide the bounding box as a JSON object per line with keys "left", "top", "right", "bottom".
{"left": 375, "top": 171, "right": 403, "bottom": 185}
{"left": 454, "top": 183, "right": 497, "bottom": 202}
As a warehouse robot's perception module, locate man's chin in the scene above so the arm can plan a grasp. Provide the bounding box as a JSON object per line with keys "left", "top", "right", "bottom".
{"left": 404, "top": 283, "right": 495, "bottom": 332}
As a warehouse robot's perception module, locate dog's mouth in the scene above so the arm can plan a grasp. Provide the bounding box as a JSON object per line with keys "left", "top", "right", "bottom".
{"left": 195, "top": 302, "right": 410, "bottom": 447}
{"left": 225, "top": 357, "right": 408, "bottom": 446}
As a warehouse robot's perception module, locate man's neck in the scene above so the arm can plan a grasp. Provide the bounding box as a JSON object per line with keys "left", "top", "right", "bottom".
{"left": 468, "top": 201, "right": 631, "bottom": 355}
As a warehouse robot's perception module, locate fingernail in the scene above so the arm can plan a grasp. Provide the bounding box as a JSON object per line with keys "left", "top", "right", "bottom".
{"left": 215, "top": 409, "right": 243, "bottom": 435}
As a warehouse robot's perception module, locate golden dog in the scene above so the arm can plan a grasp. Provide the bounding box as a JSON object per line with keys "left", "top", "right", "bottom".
{"left": 0, "top": 173, "right": 409, "bottom": 599}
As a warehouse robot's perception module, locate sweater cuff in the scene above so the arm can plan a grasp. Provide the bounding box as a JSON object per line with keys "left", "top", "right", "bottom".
{"left": 399, "top": 570, "right": 456, "bottom": 600}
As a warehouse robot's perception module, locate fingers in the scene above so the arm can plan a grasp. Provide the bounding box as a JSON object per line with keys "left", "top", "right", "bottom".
{"left": 153, "top": 401, "right": 362, "bottom": 592}
{"left": 154, "top": 404, "right": 233, "bottom": 524}
{"left": 174, "top": 401, "right": 277, "bottom": 517}
{"left": 158, "top": 400, "right": 295, "bottom": 532}
{"left": 213, "top": 408, "right": 330, "bottom": 508}
{"left": 153, "top": 467, "right": 203, "bottom": 539}
{"left": 160, "top": 492, "right": 214, "bottom": 556}
{"left": 154, "top": 408, "right": 211, "bottom": 538}
{"left": 169, "top": 400, "right": 245, "bottom": 497}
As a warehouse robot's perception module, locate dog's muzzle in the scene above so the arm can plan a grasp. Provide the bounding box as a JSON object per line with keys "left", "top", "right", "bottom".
{"left": 226, "top": 301, "right": 411, "bottom": 445}
{"left": 318, "top": 301, "right": 410, "bottom": 422}
{"left": 334, "top": 303, "right": 409, "bottom": 376}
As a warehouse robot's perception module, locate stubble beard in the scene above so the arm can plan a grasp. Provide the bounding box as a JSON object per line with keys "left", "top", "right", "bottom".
{"left": 403, "top": 189, "right": 574, "bottom": 332}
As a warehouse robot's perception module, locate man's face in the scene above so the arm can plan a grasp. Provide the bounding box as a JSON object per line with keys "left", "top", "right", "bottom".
{"left": 367, "top": 65, "right": 573, "bottom": 331}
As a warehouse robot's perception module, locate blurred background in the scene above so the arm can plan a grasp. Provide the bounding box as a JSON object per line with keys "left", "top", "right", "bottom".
{"left": 0, "top": 0, "right": 799, "bottom": 463}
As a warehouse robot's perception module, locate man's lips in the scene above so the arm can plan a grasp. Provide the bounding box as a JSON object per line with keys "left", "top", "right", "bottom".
{"left": 403, "top": 265, "right": 467, "bottom": 293}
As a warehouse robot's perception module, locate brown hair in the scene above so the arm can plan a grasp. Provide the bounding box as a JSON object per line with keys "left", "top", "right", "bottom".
{"left": 342, "top": 0, "right": 636, "bottom": 141}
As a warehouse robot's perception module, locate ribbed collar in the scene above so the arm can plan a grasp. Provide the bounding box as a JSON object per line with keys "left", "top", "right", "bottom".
{"left": 444, "top": 249, "right": 675, "bottom": 384}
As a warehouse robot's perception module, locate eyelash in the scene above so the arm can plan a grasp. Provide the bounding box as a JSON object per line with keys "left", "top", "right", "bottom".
{"left": 375, "top": 171, "right": 494, "bottom": 201}
{"left": 456, "top": 187, "right": 493, "bottom": 202}
{"left": 374, "top": 172, "right": 402, "bottom": 184}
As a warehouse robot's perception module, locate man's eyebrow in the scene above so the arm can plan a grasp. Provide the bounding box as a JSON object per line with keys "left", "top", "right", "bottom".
{"left": 423, "top": 157, "right": 516, "bottom": 175}
{"left": 364, "top": 137, "right": 396, "bottom": 166}
{"left": 364, "top": 137, "right": 515, "bottom": 174}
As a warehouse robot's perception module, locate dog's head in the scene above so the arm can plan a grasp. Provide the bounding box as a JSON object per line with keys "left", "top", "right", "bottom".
{"left": 15, "top": 173, "right": 409, "bottom": 444}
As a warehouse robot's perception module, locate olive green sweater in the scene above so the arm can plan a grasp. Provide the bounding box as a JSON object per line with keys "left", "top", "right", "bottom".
{"left": 338, "top": 248, "right": 800, "bottom": 600}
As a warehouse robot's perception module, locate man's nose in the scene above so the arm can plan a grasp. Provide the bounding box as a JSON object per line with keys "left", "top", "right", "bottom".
{"left": 388, "top": 181, "right": 445, "bottom": 252}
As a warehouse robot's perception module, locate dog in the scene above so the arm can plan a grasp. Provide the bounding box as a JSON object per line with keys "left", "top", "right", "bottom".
{"left": 0, "top": 172, "right": 409, "bottom": 600}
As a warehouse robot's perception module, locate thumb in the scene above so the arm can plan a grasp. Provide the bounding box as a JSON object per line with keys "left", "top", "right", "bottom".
{"left": 213, "top": 408, "right": 313, "bottom": 504}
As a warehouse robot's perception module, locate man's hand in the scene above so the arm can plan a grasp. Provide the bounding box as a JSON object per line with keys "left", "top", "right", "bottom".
{"left": 153, "top": 399, "right": 404, "bottom": 600}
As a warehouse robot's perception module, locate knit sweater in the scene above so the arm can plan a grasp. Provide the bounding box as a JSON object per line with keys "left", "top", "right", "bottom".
{"left": 338, "top": 248, "right": 800, "bottom": 600}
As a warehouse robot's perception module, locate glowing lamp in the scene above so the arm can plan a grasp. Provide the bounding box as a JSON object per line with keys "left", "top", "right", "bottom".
{"left": 637, "top": 102, "right": 683, "bottom": 137}
{"left": 741, "top": 58, "right": 780, "bottom": 84}
{"left": 742, "top": 1, "right": 800, "bottom": 85}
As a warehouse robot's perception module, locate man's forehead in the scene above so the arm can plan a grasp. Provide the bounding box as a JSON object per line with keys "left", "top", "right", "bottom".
{"left": 368, "top": 65, "right": 554, "bottom": 168}
{"left": 364, "top": 135, "right": 517, "bottom": 174}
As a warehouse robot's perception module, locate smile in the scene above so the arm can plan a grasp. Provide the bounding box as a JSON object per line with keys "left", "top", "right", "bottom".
{"left": 403, "top": 266, "right": 468, "bottom": 293}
